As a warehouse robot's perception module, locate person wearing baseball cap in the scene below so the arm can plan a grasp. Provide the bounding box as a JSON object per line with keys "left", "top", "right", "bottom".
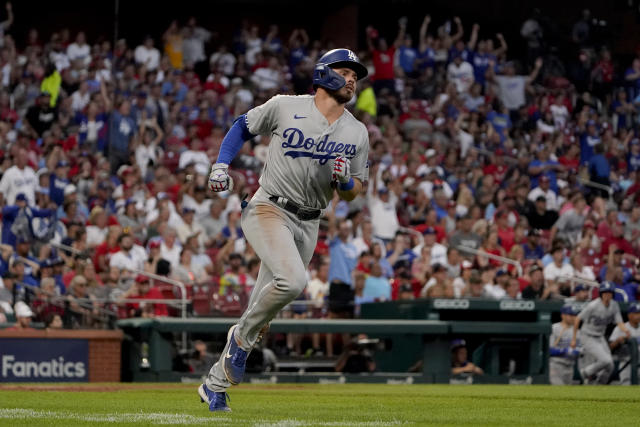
{"left": 49, "top": 159, "right": 71, "bottom": 206}
{"left": 571, "top": 281, "right": 631, "bottom": 384}
{"left": 549, "top": 304, "right": 581, "bottom": 384}
{"left": 528, "top": 174, "right": 558, "bottom": 211}
{"left": 565, "top": 282, "right": 590, "bottom": 302}
{"left": 451, "top": 338, "right": 484, "bottom": 376}
{"left": 6, "top": 301, "right": 35, "bottom": 330}
{"left": 608, "top": 302, "right": 640, "bottom": 385}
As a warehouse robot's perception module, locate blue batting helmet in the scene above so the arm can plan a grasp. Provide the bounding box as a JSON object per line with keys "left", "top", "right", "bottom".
{"left": 599, "top": 281, "right": 615, "bottom": 294}
{"left": 313, "top": 48, "right": 368, "bottom": 91}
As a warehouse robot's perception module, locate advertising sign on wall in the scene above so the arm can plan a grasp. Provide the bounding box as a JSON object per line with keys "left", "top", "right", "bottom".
{"left": 0, "top": 339, "right": 88, "bottom": 382}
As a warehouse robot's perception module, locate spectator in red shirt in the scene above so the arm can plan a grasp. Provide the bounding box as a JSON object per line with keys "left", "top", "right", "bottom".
{"left": 597, "top": 209, "right": 618, "bottom": 242}
{"left": 495, "top": 210, "right": 515, "bottom": 253}
{"left": 601, "top": 222, "right": 636, "bottom": 258}
{"left": 94, "top": 225, "right": 122, "bottom": 275}
{"left": 558, "top": 143, "right": 580, "bottom": 174}
{"left": 119, "top": 275, "right": 168, "bottom": 318}
{"left": 482, "top": 149, "right": 509, "bottom": 184}
{"left": 478, "top": 230, "right": 507, "bottom": 268}
{"left": 592, "top": 48, "right": 614, "bottom": 102}
{"left": 366, "top": 19, "right": 406, "bottom": 94}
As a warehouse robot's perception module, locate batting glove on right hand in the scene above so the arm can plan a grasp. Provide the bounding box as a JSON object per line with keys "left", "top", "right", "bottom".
{"left": 208, "top": 163, "right": 234, "bottom": 192}
{"left": 332, "top": 156, "right": 351, "bottom": 184}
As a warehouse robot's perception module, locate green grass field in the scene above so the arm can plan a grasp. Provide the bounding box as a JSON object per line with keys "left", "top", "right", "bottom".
{"left": 0, "top": 383, "right": 637, "bottom": 426}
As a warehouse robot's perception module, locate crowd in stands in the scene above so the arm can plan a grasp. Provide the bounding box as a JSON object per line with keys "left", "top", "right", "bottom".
{"left": 1, "top": 5, "right": 640, "bottom": 338}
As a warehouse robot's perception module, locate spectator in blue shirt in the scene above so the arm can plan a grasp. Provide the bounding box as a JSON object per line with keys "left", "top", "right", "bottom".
{"left": 398, "top": 35, "right": 418, "bottom": 77}
{"left": 486, "top": 102, "right": 511, "bottom": 143}
{"left": 579, "top": 119, "right": 601, "bottom": 165}
{"left": 363, "top": 261, "right": 391, "bottom": 302}
{"left": 588, "top": 144, "right": 611, "bottom": 197}
{"left": 628, "top": 139, "right": 640, "bottom": 172}
{"left": 624, "top": 58, "right": 640, "bottom": 100}
{"left": 49, "top": 160, "right": 70, "bottom": 206}
{"left": 528, "top": 145, "right": 563, "bottom": 192}
{"left": 416, "top": 15, "right": 436, "bottom": 72}
{"left": 1, "top": 194, "right": 55, "bottom": 248}
{"left": 327, "top": 206, "right": 359, "bottom": 318}
{"left": 106, "top": 93, "right": 136, "bottom": 174}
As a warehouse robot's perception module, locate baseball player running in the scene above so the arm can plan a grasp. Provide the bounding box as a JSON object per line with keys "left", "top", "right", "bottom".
{"left": 198, "top": 49, "right": 369, "bottom": 412}
{"left": 549, "top": 304, "right": 581, "bottom": 385}
{"left": 571, "top": 281, "right": 631, "bottom": 384}
{"left": 609, "top": 302, "right": 640, "bottom": 385}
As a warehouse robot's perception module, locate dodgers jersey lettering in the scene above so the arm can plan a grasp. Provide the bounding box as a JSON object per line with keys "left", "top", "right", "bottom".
{"left": 578, "top": 298, "right": 623, "bottom": 337}
{"left": 246, "top": 94, "right": 369, "bottom": 209}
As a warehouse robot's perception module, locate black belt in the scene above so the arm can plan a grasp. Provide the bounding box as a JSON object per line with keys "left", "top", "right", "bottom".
{"left": 268, "top": 195, "right": 322, "bottom": 221}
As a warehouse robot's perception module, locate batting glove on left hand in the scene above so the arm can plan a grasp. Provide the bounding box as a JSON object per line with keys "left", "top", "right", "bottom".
{"left": 332, "top": 156, "right": 351, "bottom": 184}
{"left": 208, "top": 163, "right": 234, "bottom": 192}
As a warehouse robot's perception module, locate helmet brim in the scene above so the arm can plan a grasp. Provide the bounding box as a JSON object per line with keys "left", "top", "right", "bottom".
{"left": 327, "top": 60, "right": 368, "bottom": 81}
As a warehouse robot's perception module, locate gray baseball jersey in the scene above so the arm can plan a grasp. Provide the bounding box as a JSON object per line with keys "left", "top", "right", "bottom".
{"left": 549, "top": 322, "right": 577, "bottom": 366}
{"left": 246, "top": 94, "right": 369, "bottom": 209}
{"left": 578, "top": 298, "right": 623, "bottom": 337}
{"left": 609, "top": 321, "right": 640, "bottom": 359}
{"left": 609, "top": 321, "right": 640, "bottom": 384}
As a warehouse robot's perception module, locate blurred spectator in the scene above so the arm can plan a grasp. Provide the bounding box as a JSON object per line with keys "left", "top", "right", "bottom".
{"left": 188, "top": 339, "right": 215, "bottom": 374}
{"left": 451, "top": 339, "right": 483, "bottom": 376}
{"left": 45, "top": 313, "right": 64, "bottom": 329}
{"left": 118, "top": 274, "right": 168, "bottom": 318}
{"left": 135, "top": 35, "right": 161, "bottom": 71}
{"left": 327, "top": 201, "right": 357, "bottom": 318}
{"left": 362, "top": 261, "right": 391, "bottom": 302}
{"left": 110, "top": 233, "right": 147, "bottom": 278}
{"left": 544, "top": 246, "right": 574, "bottom": 287}
{"left": 6, "top": 301, "right": 35, "bottom": 330}
{"left": 420, "top": 263, "right": 454, "bottom": 298}
{"left": 366, "top": 19, "right": 405, "bottom": 94}
{"left": 448, "top": 214, "right": 482, "bottom": 255}
{"left": 0, "top": 149, "right": 36, "bottom": 205}
{"left": 550, "top": 195, "right": 586, "bottom": 246}
{"left": 522, "top": 265, "right": 562, "bottom": 300}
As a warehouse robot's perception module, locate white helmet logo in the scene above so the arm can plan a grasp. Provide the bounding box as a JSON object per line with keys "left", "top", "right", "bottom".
{"left": 347, "top": 50, "right": 357, "bottom": 61}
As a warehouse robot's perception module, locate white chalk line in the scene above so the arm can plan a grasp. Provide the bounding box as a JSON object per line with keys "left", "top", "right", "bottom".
{"left": 253, "top": 419, "right": 405, "bottom": 427}
{"left": 0, "top": 408, "right": 404, "bottom": 426}
{"left": 0, "top": 408, "right": 230, "bottom": 424}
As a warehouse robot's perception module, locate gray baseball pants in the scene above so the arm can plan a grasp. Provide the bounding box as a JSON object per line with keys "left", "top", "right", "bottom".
{"left": 206, "top": 188, "right": 319, "bottom": 391}
{"left": 549, "top": 359, "right": 574, "bottom": 385}
{"left": 580, "top": 334, "right": 614, "bottom": 384}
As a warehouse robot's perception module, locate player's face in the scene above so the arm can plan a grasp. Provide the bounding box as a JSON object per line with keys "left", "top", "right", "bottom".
{"left": 561, "top": 313, "right": 575, "bottom": 325}
{"left": 328, "top": 67, "right": 358, "bottom": 104}
{"left": 601, "top": 292, "right": 613, "bottom": 305}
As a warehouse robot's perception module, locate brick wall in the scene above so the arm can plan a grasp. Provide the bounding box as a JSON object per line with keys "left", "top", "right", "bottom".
{"left": 88, "top": 337, "right": 122, "bottom": 382}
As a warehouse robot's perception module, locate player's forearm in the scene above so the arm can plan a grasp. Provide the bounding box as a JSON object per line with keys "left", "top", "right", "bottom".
{"left": 337, "top": 178, "right": 362, "bottom": 202}
{"left": 572, "top": 317, "right": 581, "bottom": 340}
{"left": 215, "top": 114, "right": 254, "bottom": 165}
{"left": 618, "top": 322, "right": 630, "bottom": 335}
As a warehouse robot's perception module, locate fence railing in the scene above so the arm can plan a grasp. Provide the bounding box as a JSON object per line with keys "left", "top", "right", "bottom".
{"left": 559, "top": 275, "right": 629, "bottom": 302}
{"left": 456, "top": 245, "right": 524, "bottom": 277}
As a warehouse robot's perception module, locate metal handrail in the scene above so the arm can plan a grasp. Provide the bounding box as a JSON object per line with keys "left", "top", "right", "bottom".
{"left": 399, "top": 226, "right": 425, "bottom": 247}
{"left": 130, "top": 269, "right": 188, "bottom": 351}
{"left": 456, "top": 245, "right": 524, "bottom": 277}
{"left": 559, "top": 276, "right": 629, "bottom": 302}
{"left": 16, "top": 281, "right": 117, "bottom": 321}
{"left": 577, "top": 177, "right": 612, "bottom": 195}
